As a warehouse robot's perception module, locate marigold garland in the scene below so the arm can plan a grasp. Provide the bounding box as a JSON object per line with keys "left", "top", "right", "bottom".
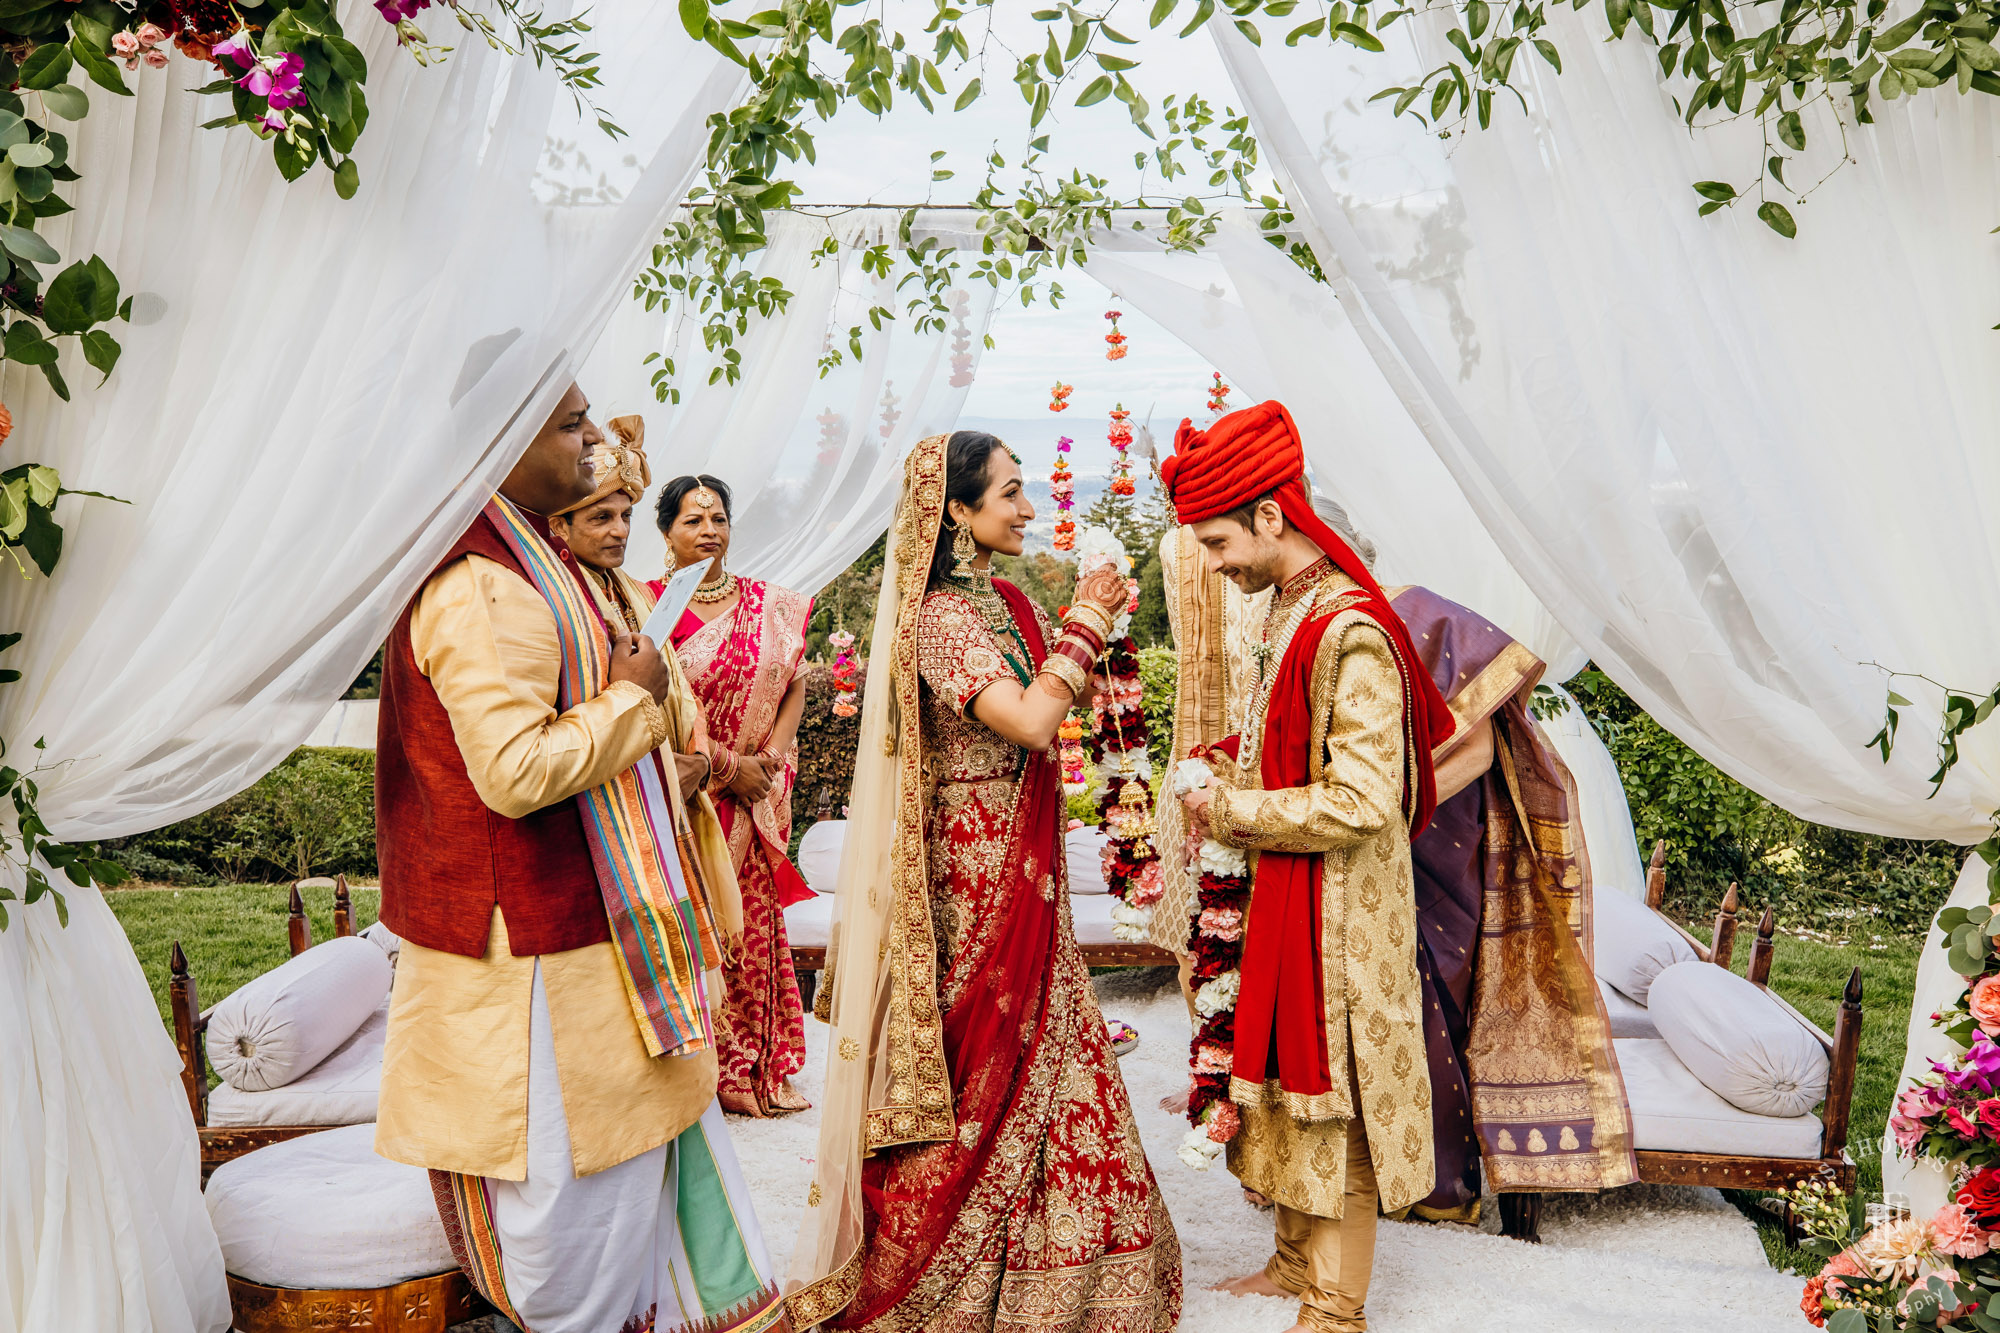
{"left": 1051, "top": 435, "right": 1076, "bottom": 552}
{"left": 1104, "top": 308, "right": 1128, "bottom": 361}
{"left": 1048, "top": 380, "right": 1073, "bottom": 413}
{"left": 1058, "top": 712, "right": 1088, "bottom": 795}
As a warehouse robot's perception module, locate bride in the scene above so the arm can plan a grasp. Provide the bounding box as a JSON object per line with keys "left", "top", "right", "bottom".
{"left": 786, "top": 430, "right": 1182, "bottom": 1331}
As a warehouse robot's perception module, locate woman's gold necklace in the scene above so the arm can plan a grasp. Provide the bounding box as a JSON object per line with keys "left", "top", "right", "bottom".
{"left": 692, "top": 568, "right": 738, "bottom": 604}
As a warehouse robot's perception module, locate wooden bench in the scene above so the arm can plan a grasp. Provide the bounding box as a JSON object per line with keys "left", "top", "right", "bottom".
{"left": 1497, "top": 842, "right": 1863, "bottom": 1243}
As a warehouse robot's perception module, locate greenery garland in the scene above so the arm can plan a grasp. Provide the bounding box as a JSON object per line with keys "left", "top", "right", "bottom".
{"left": 0, "top": 0, "right": 606, "bottom": 930}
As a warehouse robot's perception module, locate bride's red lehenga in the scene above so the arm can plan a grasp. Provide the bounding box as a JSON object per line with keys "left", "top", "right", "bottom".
{"left": 830, "top": 577, "right": 1181, "bottom": 1333}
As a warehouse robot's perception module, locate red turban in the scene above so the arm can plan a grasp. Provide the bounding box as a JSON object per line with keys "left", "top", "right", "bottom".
{"left": 1164, "top": 400, "right": 1456, "bottom": 834}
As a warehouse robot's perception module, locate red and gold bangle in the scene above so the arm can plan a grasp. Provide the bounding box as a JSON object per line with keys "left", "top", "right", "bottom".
{"left": 1053, "top": 625, "right": 1103, "bottom": 665}
{"left": 1037, "top": 654, "right": 1090, "bottom": 698}
{"left": 710, "top": 746, "right": 739, "bottom": 788}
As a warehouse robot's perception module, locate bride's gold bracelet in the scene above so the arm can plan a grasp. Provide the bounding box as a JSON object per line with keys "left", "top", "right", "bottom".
{"left": 1037, "top": 654, "right": 1090, "bottom": 699}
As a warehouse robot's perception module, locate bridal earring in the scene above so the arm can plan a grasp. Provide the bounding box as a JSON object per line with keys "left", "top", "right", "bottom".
{"left": 950, "top": 521, "right": 977, "bottom": 577}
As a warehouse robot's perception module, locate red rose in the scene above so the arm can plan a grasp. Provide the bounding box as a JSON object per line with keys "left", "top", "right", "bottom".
{"left": 1978, "top": 1098, "right": 2000, "bottom": 1141}
{"left": 1958, "top": 1165, "right": 2000, "bottom": 1227}
{"left": 1949, "top": 1107, "right": 1981, "bottom": 1139}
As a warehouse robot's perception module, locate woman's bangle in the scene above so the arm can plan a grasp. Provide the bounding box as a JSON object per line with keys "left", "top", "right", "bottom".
{"left": 1052, "top": 627, "right": 1102, "bottom": 670}
{"left": 710, "top": 746, "right": 739, "bottom": 788}
{"left": 1037, "top": 655, "right": 1090, "bottom": 699}
{"left": 1055, "top": 622, "right": 1104, "bottom": 658}
{"left": 1064, "top": 602, "right": 1116, "bottom": 642}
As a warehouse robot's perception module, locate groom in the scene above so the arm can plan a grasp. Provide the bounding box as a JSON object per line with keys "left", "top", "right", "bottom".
{"left": 1170, "top": 401, "right": 1452, "bottom": 1333}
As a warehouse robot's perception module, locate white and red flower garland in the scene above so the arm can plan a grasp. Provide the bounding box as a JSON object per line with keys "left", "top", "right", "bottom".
{"left": 828, "top": 630, "right": 859, "bottom": 719}
{"left": 1171, "top": 758, "right": 1250, "bottom": 1169}
{"left": 1072, "top": 529, "right": 1155, "bottom": 943}
{"left": 1107, "top": 405, "right": 1137, "bottom": 498}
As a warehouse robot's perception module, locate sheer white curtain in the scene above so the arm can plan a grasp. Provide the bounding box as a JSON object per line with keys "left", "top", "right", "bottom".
{"left": 1212, "top": 10, "right": 2000, "bottom": 1211}
{"left": 0, "top": 5, "right": 748, "bottom": 1328}
{"left": 1212, "top": 16, "right": 2000, "bottom": 842}
{"left": 591, "top": 210, "right": 998, "bottom": 596}
{"left": 1086, "top": 219, "right": 1651, "bottom": 895}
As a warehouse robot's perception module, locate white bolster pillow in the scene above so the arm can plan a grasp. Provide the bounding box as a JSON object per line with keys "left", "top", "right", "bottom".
{"left": 1592, "top": 885, "right": 1699, "bottom": 1005}
{"left": 207, "top": 936, "right": 392, "bottom": 1092}
{"left": 1648, "top": 960, "right": 1830, "bottom": 1118}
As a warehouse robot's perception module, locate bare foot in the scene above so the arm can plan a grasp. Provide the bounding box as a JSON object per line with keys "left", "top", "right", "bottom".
{"left": 1158, "top": 1090, "right": 1190, "bottom": 1115}
{"left": 1242, "top": 1187, "right": 1274, "bottom": 1211}
{"left": 1211, "top": 1271, "right": 1290, "bottom": 1298}
{"left": 768, "top": 1078, "right": 812, "bottom": 1114}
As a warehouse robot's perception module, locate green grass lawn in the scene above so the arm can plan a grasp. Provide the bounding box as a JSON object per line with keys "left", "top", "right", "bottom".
{"left": 106, "top": 880, "right": 1915, "bottom": 1274}
{"left": 108, "top": 882, "right": 380, "bottom": 1032}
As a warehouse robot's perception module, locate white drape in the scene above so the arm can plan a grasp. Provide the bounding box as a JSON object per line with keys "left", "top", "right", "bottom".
{"left": 0, "top": 5, "right": 747, "bottom": 1327}
{"left": 591, "top": 210, "right": 998, "bottom": 597}
{"left": 1212, "top": 10, "right": 2000, "bottom": 1209}
{"left": 1212, "top": 17, "right": 2000, "bottom": 843}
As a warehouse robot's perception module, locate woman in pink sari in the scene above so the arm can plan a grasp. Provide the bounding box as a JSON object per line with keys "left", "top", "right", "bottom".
{"left": 651, "top": 473, "right": 815, "bottom": 1116}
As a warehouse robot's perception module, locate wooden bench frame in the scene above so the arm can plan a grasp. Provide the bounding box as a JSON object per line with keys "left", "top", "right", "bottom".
{"left": 1498, "top": 841, "right": 1863, "bottom": 1243}
{"left": 172, "top": 877, "right": 486, "bottom": 1332}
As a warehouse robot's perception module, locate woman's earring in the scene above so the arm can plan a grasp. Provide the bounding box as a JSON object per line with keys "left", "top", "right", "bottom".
{"left": 950, "top": 521, "right": 977, "bottom": 577}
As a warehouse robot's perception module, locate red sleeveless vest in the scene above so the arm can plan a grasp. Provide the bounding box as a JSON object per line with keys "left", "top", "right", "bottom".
{"left": 375, "top": 511, "right": 611, "bottom": 958}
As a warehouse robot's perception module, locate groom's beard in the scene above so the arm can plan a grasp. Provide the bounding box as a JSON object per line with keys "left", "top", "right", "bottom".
{"left": 1222, "top": 546, "right": 1286, "bottom": 595}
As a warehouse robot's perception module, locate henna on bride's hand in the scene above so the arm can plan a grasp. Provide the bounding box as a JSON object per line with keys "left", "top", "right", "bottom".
{"left": 1075, "top": 563, "right": 1126, "bottom": 614}
{"left": 1034, "top": 674, "right": 1076, "bottom": 701}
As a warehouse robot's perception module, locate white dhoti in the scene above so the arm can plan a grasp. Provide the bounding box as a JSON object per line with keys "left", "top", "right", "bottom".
{"left": 433, "top": 968, "right": 785, "bottom": 1333}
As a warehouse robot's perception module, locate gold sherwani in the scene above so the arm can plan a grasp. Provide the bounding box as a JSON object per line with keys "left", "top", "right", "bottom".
{"left": 375, "top": 554, "right": 726, "bottom": 1181}
{"left": 1209, "top": 568, "right": 1435, "bottom": 1220}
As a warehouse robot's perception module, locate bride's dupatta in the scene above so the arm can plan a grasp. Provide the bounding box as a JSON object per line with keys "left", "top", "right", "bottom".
{"left": 786, "top": 434, "right": 1066, "bottom": 1328}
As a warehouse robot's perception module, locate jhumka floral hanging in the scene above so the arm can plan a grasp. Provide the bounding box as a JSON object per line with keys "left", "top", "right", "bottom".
{"left": 1073, "top": 528, "right": 1158, "bottom": 947}
{"left": 1206, "top": 371, "right": 1231, "bottom": 416}
{"left": 1103, "top": 309, "right": 1128, "bottom": 360}
{"left": 1107, "top": 405, "right": 1136, "bottom": 498}
{"left": 828, "top": 630, "right": 859, "bottom": 719}
{"left": 947, "top": 289, "right": 974, "bottom": 388}
{"left": 1051, "top": 435, "right": 1076, "bottom": 552}
{"left": 1048, "top": 379, "right": 1073, "bottom": 413}
{"left": 1170, "top": 757, "right": 1251, "bottom": 1170}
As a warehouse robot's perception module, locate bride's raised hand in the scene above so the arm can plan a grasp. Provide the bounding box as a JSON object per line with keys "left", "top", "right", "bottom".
{"left": 1074, "top": 561, "right": 1126, "bottom": 619}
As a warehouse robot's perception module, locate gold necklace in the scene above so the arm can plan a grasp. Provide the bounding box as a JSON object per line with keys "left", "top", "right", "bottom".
{"left": 692, "top": 569, "right": 738, "bottom": 604}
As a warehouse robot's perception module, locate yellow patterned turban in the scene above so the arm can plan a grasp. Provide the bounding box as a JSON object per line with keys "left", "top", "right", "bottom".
{"left": 557, "top": 414, "right": 649, "bottom": 516}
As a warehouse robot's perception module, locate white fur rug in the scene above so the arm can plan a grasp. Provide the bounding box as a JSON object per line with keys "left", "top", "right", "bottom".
{"left": 731, "top": 968, "right": 1808, "bottom": 1333}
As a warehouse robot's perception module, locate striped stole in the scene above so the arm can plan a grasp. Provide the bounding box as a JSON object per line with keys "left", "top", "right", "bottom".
{"left": 484, "top": 495, "right": 710, "bottom": 1059}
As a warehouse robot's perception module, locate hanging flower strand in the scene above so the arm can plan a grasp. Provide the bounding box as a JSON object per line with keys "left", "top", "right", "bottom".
{"left": 1051, "top": 435, "right": 1076, "bottom": 553}
{"left": 1206, "top": 371, "right": 1231, "bottom": 416}
{"left": 828, "top": 630, "right": 859, "bottom": 719}
{"left": 1104, "top": 309, "right": 1128, "bottom": 361}
{"left": 1049, "top": 380, "right": 1073, "bottom": 413}
{"left": 1107, "top": 405, "right": 1136, "bottom": 498}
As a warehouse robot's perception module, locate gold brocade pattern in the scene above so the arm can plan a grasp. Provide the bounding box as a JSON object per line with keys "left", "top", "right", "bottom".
{"left": 1210, "top": 573, "right": 1435, "bottom": 1218}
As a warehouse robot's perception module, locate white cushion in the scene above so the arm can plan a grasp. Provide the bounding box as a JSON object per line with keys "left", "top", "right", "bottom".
{"left": 207, "top": 937, "right": 391, "bottom": 1093}
{"left": 209, "top": 1000, "right": 387, "bottom": 1128}
{"left": 1592, "top": 886, "right": 1698, "bottom": 1005}
{"left": 1616, "top": 1038, "right": 1824, "bottom": 1159}
{"left": 1065, "top": 825, "right": 1110, "bottom": 894}
{"left": 1069, "top": 892, "right": 1119, "bottom": 946}
{"left": 797, "top": 820, "right": 845, "bottom": 895}
{"left": 205, "top": 1124, "right": 456, "bottom": 1289}
{"left": 784, "top": 894, "right": 834, "bottom": 950}
{"left": 359, "top": 919, "right": 402, "bottom": 966}
{"left": 1648, "top": 960, "right": 1830, "bottom": 1118}
{"left": 1598, "top": 978, "right": 1659, "bottom": 1040}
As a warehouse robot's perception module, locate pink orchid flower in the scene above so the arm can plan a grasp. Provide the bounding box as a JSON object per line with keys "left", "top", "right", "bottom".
{"left": 213, "top": 31, "right": 256, "bottom": 70}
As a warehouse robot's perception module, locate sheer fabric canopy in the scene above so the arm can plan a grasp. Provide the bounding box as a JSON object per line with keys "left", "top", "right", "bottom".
{"left": 589, "top": 210, "right": 999, "bottom": 597}
{"left": 0, "top": 6, "right": 748, "bottom": 1327}
{"left": 1210, "top": 11, "right": 2000, "bottom": 1213}
{"left": 1212, "top": 15, "right": 2000, "bottom": 843}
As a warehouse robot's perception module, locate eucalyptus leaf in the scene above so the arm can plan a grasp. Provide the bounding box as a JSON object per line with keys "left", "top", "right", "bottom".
{"left": 7, "top": 141, "right": 50, "bottom": 169}
{"left": 24, "top": 464, "right": 56, "bottom": 508}
{"left": 0, "top": 478, "right": 24, "bottom": 540}
{"left": 39, "top": 83, "right": 87, "bottom": 121}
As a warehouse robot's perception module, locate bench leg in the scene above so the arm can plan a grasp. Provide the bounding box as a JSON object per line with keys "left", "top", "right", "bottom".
{"left": 1498, "top": 1192, "right": 1542, "bottom": 1244}
{"left": 799, "top": 969, "right": 818, "bottom": 1014}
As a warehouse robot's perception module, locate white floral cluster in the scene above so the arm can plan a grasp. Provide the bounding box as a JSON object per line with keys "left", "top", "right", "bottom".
{"left": 1177, "top": 1102, "right": 1230, "bottom": 1170}
{"left": 1170, "top": 757, "right": 1213, "bottom": 798}
{"left": 1197, "top": 840, "right": 1248, "bottom": 878}
{"left": 1110, "top": 899, "right": 1151, "bottom": 944}
{"left": 1193, "top": 967, "right": 1240, "bottom": 1018}
{"left": 1075, "top": 525, "right": 1135, "bottom": 640}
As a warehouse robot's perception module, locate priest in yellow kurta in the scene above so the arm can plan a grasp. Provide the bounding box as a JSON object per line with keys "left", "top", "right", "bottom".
{"left": 1167, "top": 402, "right": 1456, "bottom": 1333}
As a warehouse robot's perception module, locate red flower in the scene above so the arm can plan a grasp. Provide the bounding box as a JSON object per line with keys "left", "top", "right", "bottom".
{"left": 1799, "top": 1276, "right": 1831, "bottom": 1328}
{"left": 1949, "top": 1107, "right": 1980, "bottom": 1140}
{"left": 1978, "top": 1098, "right": 2000, "bottom": 1141}
{"left": 1958, "top": 1165, "right": 2000, "bottom": 1227}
